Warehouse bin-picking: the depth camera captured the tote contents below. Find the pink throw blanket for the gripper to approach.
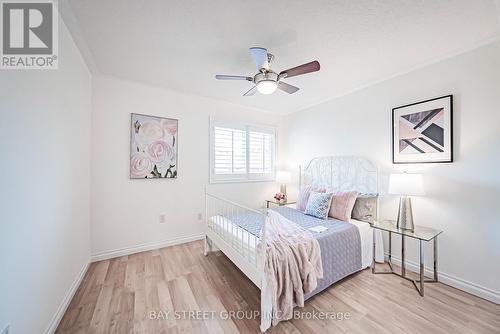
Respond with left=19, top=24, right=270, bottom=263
left=261, top=210, right=323, bottom=329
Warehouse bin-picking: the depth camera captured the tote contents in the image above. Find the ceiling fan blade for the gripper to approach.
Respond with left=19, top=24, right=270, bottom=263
left=216, top=75, right=253, bottom=81
left=243, top=86, right=257, bottom=96
left=278, top=82, right=300, bottom=94
left=279, top=60, right=320, bottom=78
left=249, top=47, right=269, bottom=70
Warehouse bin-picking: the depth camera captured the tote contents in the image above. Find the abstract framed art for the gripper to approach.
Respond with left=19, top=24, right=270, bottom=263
left=130, top=113, right=178, bottom=179
left=392, top=95, right=453, bottom=164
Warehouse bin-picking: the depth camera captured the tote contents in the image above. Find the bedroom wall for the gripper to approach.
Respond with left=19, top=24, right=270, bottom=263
left=90, top=75, right=283, bottom=259
left=0, top=20, right=92, bottom=334
left=283, top=41, right=500, bottom=302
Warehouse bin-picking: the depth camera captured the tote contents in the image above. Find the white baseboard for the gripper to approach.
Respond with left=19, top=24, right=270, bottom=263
left=90, top=234, right=205, bottom=262
left=44, top=261, right=90, bottom=334
left=385, top=254, right=500, bottom=305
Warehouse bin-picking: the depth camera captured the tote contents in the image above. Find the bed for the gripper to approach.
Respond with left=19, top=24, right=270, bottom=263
left=204, top=156, right=384, bottom=331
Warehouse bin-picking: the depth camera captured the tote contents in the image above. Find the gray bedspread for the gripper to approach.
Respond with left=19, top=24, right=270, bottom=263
left=224, top=206, right=362, bottom=299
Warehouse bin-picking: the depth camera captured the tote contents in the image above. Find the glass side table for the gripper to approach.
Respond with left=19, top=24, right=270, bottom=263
left=265, top=199, right=296, bottom=209
left=371, top=220, right=443, bottom=296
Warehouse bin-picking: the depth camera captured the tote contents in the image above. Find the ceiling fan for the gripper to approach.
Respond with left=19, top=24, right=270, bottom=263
left=215, top=47, right=320, bottom=96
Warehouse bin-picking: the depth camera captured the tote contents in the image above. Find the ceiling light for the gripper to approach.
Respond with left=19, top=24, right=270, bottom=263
left=257, top=80, right=277, bottom=95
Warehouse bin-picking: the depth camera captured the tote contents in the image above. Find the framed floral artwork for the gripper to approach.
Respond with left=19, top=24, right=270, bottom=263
left=130, top=113, right=178, bottom=179
left=392, top=95, right=453, bottom=164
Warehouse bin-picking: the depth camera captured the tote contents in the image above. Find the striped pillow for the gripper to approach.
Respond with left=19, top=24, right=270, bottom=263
left=305, top=192, right=334, bottom=219
left=297, top=185, right=326, bottom=211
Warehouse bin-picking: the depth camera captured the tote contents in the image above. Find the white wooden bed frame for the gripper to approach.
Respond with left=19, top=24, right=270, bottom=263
left=204, top=156, right=379, bottom=290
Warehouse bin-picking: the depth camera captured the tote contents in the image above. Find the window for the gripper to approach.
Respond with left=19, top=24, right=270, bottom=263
left=210, top=120, right=276, bottom=183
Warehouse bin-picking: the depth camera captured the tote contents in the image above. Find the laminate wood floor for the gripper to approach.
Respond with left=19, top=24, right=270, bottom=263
left=56, top=240, right=500, bottom=334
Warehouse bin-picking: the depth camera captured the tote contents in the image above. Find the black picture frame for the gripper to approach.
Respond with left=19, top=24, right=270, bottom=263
left=392, top=95, right=453, bottom=164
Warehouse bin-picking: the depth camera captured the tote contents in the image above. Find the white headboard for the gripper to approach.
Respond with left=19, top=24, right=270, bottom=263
left=300, top=156, right=378, bottom=194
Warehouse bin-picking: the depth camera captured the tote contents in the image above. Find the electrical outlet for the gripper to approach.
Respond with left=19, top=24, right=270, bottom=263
left=159, top=214, right=166, bottom=224
left=197, top=213, right=202, bottom=220
left=1, top=324, right=10, bottom=334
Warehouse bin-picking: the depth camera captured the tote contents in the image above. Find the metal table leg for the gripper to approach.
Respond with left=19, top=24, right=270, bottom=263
left=419, top=240, right=425, bottom=296
left=408, top=239, right=426, bottom=297
left=401, top=234, right=406, bottom=277
left=388, top=231, right=392, bottom=263
left=387, top=231, right=393, bottom=271
left=372, top=230, right=395, bottom=274
left=371, top=227, right=376, bottom=273
left=412, top=236, right=439, bottom=295
left=373, top=230, right=440, bottom=297
left=434, top=236, right=438, bottom=281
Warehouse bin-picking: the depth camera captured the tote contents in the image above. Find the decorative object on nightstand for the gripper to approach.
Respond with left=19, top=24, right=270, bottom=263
left=273, top=192, right=286, bottom=204
left=389, top=173, right=425, bottom=231
left=276, top=170, right=292, bottom=197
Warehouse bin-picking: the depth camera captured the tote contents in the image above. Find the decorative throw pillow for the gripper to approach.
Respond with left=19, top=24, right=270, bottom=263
left=328, top=191, right=358, bottom=222
left=297, top=185, right=326, bottom=211
left=305, top=192, right=334, bottom=220
left=351, top=194, right=378, bottom=224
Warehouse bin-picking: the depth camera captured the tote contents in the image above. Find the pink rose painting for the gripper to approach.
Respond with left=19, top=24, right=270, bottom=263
left=130, top=113, right=178, bottom=179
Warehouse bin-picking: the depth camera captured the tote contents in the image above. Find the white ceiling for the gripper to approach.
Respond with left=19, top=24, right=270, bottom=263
left=61, top=0, right=500, bottom=114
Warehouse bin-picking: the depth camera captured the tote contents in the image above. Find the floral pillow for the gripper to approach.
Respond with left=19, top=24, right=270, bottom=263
left=297, top=185, right=327, bottom=211
left=305, top=192, right=334, bottom=220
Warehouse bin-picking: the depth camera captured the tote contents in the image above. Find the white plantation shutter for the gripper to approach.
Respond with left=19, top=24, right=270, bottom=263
left=210, top=120, right=275, bottom=182
left=213, top=126, right=247, bottom=175
left=249, top=131, right=274, bottom=174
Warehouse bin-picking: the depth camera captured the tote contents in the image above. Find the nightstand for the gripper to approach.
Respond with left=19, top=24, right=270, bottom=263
left=371, top=220, right=442, bottom=296
left=265, top=199, right=296, bottom=209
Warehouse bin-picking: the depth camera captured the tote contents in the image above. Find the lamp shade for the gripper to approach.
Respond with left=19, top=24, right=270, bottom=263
left=276, top=170, right=292, bottom=184
left=388, top=173, right=425, bottom=196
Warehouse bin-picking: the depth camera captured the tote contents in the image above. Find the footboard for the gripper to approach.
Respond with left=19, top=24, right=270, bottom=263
left=205, top=191, right=267, bottom=288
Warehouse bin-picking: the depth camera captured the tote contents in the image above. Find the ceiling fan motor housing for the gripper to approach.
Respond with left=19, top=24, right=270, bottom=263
left=254, top=71, right=278, bottom=84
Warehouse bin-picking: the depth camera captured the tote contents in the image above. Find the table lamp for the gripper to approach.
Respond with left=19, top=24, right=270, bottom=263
left=388, top=173, right=425, bottom=231
left=276, top=170, right=292, bottom=196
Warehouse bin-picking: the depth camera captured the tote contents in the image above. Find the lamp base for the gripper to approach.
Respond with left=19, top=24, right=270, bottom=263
left=397, top=196, right=415, bottom=231
left=280, top=184, right=287, bottom=197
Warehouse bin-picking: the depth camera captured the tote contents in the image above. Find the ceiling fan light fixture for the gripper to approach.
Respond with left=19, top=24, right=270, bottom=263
left=257, top=80, right=277, bottom=95
left=215, top=47, right=320, bottom=96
